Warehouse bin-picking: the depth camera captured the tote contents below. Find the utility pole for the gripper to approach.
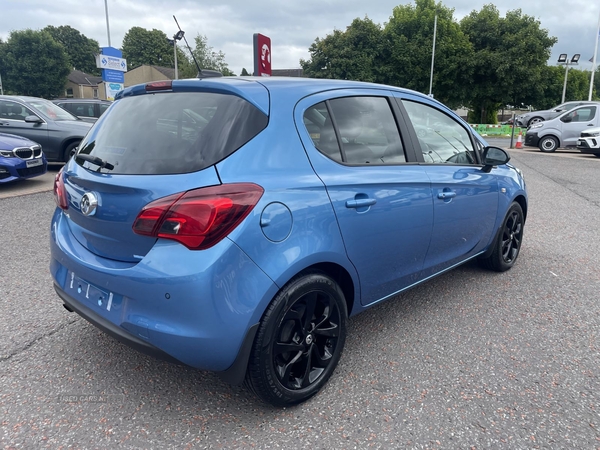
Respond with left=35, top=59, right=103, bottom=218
left=104, top=0, right=112, bottom=47
left=428, top=14, right=437, bottom=98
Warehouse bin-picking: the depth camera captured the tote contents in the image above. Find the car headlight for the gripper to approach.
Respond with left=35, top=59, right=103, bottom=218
left=529, top=123, right=544, bottom=129
left=588, top=132, right=600, bottom=137
left=0, top=150, right=14, bottom=158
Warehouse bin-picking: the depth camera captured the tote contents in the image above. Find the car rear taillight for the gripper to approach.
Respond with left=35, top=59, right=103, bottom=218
left=53, top=167, right=68, bottom=210
left=132, top=183, right=264, bottom=250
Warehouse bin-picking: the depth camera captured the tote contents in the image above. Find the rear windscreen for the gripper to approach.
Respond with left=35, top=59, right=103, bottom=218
left=76, top=91, right=268, bottom=175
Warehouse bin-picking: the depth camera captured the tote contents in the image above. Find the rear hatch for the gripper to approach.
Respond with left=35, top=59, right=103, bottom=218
left=61, top=79, right=269, bottom=263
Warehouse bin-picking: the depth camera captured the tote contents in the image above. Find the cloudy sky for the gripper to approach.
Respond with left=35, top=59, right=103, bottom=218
left=1, top=0, right=599, bottom=76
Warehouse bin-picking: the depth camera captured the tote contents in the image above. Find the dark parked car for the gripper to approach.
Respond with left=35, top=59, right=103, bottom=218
left=52, top=98, right=111, bottom=123
left=50, top=77, right=528, bottom=406
left=0, top=132, right=47, bottom=183
left=515, top=101, right=600, bottom=128
left=0, top=95, right=92, bottom=162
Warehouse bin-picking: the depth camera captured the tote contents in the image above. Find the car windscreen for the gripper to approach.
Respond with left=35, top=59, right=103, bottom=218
left=27, top=98, right=79, bottom=121
left=75, top=91, right=268, bottom=175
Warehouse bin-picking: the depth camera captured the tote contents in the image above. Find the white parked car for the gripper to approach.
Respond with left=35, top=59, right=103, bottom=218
left=524, top=103, right=600, bottom=152
left=576, top=126, right=600, bottom=157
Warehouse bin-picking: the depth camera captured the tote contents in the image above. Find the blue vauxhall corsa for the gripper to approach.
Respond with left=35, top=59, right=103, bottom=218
left=50, top=77, right=527, bottom=406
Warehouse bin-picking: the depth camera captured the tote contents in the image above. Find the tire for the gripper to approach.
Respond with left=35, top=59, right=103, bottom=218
left=528, top=116, right=543, bottom=126
left=245, top=271, right=347, bottom=407
left=538, top=136, right=559, bottom=153
left=479, top=202, right=524, bottom=272
left=63, top=141, right=80, bottom=162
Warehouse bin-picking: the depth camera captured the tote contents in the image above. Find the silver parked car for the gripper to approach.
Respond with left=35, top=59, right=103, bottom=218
left=515, top=101, right=600, bottom=128
left=0, top=95, right=92, bottom=162
left=52, top=98, right=112, bottom=123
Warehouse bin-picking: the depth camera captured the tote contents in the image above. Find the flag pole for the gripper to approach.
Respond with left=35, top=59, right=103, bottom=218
left=588, top=9, right=600, bottom=100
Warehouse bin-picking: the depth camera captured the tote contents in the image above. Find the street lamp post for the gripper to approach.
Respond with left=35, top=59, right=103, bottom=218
left=428, top=14, right=437, bottom=98
left=558, top=53, right=580, bottom=103
left=172, top=30, right=185, bottom=80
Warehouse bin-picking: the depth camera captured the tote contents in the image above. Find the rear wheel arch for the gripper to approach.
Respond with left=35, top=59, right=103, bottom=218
left=304, top=262, right=355, bottom=316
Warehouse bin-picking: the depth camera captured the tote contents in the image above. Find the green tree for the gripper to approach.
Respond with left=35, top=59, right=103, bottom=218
left=174, top=45, right=197, bottom=79
left=593, top=66, right=600, bottom=100
left=300, top=17, right=386, bottom=83
left=460, top=5, right=557, bottom=122
left=562, top=68, right=592, bottom=102
left=0, top=29, right=70, bottom=98
left=383, top=0, right=473, bottom=108
left=43, top=25, right=99, bottom=74
left=121, top=27, right=173, bottom=70
left=189, top=34, right=235, bottom=76
left=241, top=68, right=251, bottom=76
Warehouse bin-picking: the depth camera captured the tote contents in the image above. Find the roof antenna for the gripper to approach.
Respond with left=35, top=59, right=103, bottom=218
left=173, top=15, right=221, bottom=78
left=173, top=15, right=199, bottom=73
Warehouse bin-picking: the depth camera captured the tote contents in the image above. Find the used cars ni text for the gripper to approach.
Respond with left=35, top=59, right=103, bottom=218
left=0, top=95, right=92, bottom=162
left=50, top=77, right=528, bottom=406
left=0, top=132, right=47, bottom=183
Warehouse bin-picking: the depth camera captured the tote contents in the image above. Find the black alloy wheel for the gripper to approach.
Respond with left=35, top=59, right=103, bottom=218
left=245, top=272, right=347, bottom=407
left=500, top=207, right=523, bottom=265
left=479, top=202, right=524, bottom=272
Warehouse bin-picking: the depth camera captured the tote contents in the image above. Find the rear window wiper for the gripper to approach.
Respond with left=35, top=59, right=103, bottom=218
left=76, top=153, right=115, bottom=171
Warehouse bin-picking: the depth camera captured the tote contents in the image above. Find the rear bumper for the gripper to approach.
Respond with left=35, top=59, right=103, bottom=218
left=515, top=118, right=528, bottom=128
left=54, top=282, right=182, bottom=365
left=524, top=132, right=539, bottom=147
left=50, top=208, right=278, bottom=376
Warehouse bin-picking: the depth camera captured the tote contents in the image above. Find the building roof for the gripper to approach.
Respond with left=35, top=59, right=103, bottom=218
left=151, top=66, right=176, bottom=79
left=68, top=70, right=102, bottom=86
left=271, top=69, right=304, bottom=77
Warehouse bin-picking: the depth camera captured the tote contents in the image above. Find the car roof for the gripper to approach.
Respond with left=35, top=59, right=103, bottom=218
left=0, top=94, right=46, bottom=103
left=117, top=76, right=438, bottom=117
left=52, top=98, right=110, bottom=102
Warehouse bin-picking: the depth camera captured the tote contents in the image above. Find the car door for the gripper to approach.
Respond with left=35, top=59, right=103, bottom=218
left=295, top=90, right=434, bottom=306
left=393, top=94, right=499, bottom=277
left=559, top=105, right=598, bottom=146
left=0, top=99, right=50, bottom=150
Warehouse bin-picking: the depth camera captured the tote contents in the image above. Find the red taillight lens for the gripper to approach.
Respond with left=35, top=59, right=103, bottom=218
left=132, top=183, right=264, bottom=250
left=53, top=167, right=68, bottom=210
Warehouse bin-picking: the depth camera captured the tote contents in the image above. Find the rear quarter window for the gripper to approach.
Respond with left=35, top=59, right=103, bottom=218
left=76, top=92, right=268, bottom=175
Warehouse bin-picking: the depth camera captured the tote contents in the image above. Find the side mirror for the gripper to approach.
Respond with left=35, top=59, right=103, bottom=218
left=24, top=115, right=43, bottom=124
left=482, top=146, right=510, bottom=172
left=561, top=115, right=572, bottom=123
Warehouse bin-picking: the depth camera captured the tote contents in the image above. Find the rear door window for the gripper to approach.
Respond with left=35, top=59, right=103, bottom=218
left=304, top=96, right=406, bottom=165
left=76, top=92, right=268, bottom=175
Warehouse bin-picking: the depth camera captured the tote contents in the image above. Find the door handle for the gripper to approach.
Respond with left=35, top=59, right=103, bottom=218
left=587, top=124, right=594, bottom=126
left=437, top=191, right=456, bottom=200
left=346, top=198, right=376, bottom=208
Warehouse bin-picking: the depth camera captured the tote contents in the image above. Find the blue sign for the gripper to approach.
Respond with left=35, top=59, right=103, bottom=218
left=101, top=46, right=122, bottom=58
left=102, top=69, right=124, bottom=83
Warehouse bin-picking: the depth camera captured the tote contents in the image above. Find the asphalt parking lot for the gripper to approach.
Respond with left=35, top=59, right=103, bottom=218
left=1, top=147, right=599, bottom=448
